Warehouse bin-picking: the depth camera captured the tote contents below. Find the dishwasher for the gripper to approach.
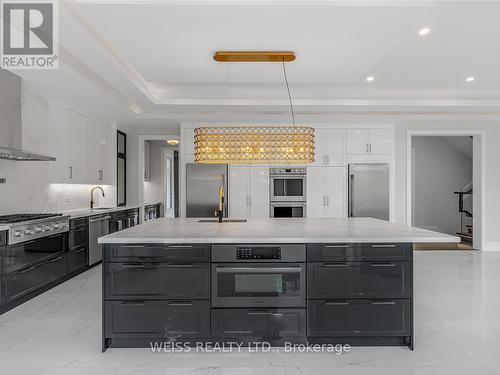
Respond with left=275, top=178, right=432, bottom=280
left=88, top=214, right=110, bottom=265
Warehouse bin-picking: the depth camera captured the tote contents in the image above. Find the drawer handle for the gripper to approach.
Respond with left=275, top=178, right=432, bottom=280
left=324, top=245, right=351, bottom=248
left=371, top=244, right=397, bottom=248
left=120, top=245, right=147, bottom=248
left=121, top=301, right=145, bottom=306
left=120, top=264, right=150, bottom=269
left=168, top=264, right=195, bottom=268
left=73, top=247, right=87, bottom=254
left=371, top=263, right=396, bottom=267
left=247, top=312, right=284, bottom=316
left=49, top=256, right=63, bottom=263
left=168, top=301, right=193, bottom=306
left=168, top=245, right=193, bottom=248
left=324, top=301, right=349, bottom=306
left=223, top=330, right=252, bottom=334
left=371, top=301, right=396, bottom=305
left=324, top=263, right=349, bottom=267
left=17, top=266, right=36, bottom=274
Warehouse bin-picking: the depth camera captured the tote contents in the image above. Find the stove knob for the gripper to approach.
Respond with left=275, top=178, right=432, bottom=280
left=14, top=230, right=24, bottom=237
left=36, top=227, right=44, bottom=233
left=53, top=223, right=61, bottom=229
left=25, top=228, right=34, bottom=235
left=45, top=225, right=52, bottom=231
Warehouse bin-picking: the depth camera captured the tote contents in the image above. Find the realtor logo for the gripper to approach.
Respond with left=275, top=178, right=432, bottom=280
left=1, top=0, right=58, bottom=69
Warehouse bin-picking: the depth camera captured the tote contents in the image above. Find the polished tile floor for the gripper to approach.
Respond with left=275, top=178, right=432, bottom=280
left=1, top=251, right=500, bottom=375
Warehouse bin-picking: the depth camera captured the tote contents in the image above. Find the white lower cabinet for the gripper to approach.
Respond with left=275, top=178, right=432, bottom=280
left=307, top=166, right=347, bottom=218
left=229, top=166, right=269, bottom=219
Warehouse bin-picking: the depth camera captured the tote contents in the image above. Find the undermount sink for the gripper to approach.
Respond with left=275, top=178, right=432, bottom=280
left=198, top=219, right=247, bottom=223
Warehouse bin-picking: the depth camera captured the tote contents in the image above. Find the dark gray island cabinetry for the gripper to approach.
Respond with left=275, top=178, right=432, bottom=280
left=102, top=241, right=414, bottom=351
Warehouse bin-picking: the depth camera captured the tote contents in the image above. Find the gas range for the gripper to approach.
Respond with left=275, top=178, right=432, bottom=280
left=0, top=213, right=70, bottom=245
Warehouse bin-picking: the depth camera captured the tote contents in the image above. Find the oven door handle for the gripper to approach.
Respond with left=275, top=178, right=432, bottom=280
left=215, top=267, right=301, bottom=273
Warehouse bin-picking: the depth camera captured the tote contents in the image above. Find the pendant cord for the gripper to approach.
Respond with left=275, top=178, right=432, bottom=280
left=282, top=58, right=296, bottom=127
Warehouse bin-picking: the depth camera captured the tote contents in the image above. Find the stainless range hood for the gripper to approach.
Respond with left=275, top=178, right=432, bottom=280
left=0, top=69, right=56, bottom=161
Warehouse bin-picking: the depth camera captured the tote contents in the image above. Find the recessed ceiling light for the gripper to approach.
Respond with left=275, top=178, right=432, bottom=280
left=465, top=76, right=475, bottom=83
left=366, top=76, right=375, bottom=82
left=418, top=27, right=431, bottom=36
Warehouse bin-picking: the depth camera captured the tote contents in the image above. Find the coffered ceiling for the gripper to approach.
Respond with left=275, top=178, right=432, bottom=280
left=12, top=0, right=500, bottom=127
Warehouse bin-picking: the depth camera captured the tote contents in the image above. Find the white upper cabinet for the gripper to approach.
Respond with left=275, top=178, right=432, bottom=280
left=347, top=129, right=392, bottom=155
left=307, top=166, right=347, bottom=218
left=98, top=124, right=114, bottom=184
left=49, top=108, right=84, bottom=183
left=228, top=166, right=269, bottom=219
left=144, top=140, right=151, bottom=182
left=313, top=129, right=345, bottom=166
left=83, top=118, right=99, bottom=183
left=49, top=107, right=114, bottom=184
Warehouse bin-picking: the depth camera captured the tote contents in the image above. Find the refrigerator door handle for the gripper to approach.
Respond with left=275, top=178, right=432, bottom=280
left=349, top=174, right=354, bottom=217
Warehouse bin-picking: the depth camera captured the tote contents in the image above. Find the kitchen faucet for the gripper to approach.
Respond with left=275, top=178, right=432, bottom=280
left=90, top=186, right=105, bottom=209
left=215, top=186, right=224, bottom=223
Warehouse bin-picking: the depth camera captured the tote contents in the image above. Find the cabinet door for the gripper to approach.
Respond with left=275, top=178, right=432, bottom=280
left=184, top=128, right=196, bottom=155
left=105, top=300, right=210, bottom=338
left=312, top=128, right=326, bottom=166
left=307, top=299, right=410, bottom=337
left=98, top=124, right=113, bottom=184
left=307, top=262, right=411, bottom=298
left=83, top=117, right=99, bottom=183
left=67, top=111, right=85, bottom=182
left=325, top=129, right=345, bottom=165
left=66, top=247, right=88, bottom=274
left=105, top=262, right=210, bottom=300
left=229, top=166, right=249, bottom=218
left=49, top=108, right=70, bottom=182
left=211, top=309, right=306, bottom=337
left=368, top=129, right=392, bottom=155
left=324, top=167, right=347, bottom=218
left=347, top=129, right=369, bottom=154
left=306, top=167, right=325, bottom=218
left=249, top=167, right=269, bottom=218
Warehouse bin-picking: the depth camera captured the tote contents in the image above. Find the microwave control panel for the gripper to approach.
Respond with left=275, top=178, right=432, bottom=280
left=236, top=246, right=281, bottom=260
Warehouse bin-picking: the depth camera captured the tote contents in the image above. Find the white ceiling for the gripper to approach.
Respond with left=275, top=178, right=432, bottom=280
left=11, top=0, right=500, bottom=127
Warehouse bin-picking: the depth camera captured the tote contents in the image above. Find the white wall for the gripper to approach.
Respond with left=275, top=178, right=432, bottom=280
left=143, top=141, right=164, bottom=204
left=412, top=136, right=472, bottom=235
left=0, top=81, right=115, bottom=214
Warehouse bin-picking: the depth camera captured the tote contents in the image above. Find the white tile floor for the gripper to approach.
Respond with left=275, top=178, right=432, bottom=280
left=1, top=251, right=500, bottom=375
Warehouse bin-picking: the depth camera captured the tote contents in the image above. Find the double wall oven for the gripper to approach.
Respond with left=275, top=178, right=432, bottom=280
left=269, top=168, right=307, bottom=218
left=212, top=244, right=306, bottom=308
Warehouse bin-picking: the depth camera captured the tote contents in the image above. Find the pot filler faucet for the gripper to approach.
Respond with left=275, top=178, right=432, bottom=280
left=215, top=186, right=225, bottom=223
left=90, top=186, right=105, bottom=209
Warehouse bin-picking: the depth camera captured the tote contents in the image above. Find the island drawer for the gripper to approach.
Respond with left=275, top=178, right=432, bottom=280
left=211, top=308, right=306, bottom=338
left=106, top=244, right=210, bottom=262
left=104, top=300, right=210, bottom=338
left=307, top=262, right=411, bottom=299
left=307, top=299, right=411, bottom=337
left=105, top=262, right=210, bottom=299
left=307, top=243, right=412, bottom=262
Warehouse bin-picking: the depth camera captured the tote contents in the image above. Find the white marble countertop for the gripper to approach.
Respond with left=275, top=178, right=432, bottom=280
left=60, top=205, right=141, bottom=219
left=98, top=217, right=460, bottom=244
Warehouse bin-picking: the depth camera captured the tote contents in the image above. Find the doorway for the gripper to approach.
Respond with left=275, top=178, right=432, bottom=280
left=407, top=130, right=484, bottom=251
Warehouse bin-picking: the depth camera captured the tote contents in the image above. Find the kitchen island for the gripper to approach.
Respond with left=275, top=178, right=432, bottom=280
left=99, top=218, right=459, bottom=352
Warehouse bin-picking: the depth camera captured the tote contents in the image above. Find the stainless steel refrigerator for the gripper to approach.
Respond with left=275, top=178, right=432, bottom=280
left=186, top=163, right=228, bottom=218
left=348, top=164, right=390, bottom=220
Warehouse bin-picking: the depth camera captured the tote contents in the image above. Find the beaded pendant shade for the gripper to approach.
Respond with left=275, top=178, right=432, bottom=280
left=194, top=126, right=315, bottom=164
left=194, top=51, right=315, bottom=165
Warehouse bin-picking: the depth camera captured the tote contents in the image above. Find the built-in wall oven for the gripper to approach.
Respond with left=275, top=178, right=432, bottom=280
left=212, top=244, right=306, bottom=308
left=270, top=168, right=306, bottom=202
left=269, top=168, right=307, bottom=217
